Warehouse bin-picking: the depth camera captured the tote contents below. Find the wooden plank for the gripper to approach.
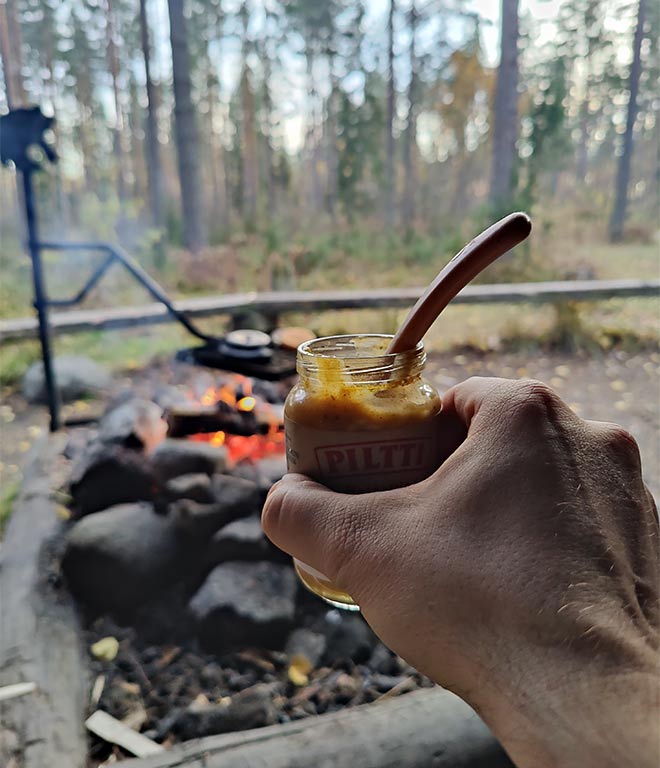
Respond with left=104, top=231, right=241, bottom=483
left=121, top=687, right=513, bottom=768
left=85, top=710, right=164, bottom=758
left=1, top=278, right=658, bottom=343
left=0, top=435, right=89, bottom=768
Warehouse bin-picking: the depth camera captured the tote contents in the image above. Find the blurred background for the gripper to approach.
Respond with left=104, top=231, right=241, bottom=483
left=0, top=0, right=658, bottom=376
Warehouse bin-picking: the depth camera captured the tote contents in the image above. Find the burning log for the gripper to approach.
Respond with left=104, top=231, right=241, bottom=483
left=166, top=402, right=262, bottom=439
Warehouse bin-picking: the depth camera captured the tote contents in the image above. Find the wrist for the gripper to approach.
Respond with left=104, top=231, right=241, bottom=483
left=468, top=645, right=659, bottom=768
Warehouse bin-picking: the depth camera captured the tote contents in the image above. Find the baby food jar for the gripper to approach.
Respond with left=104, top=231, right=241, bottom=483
left=284, top=334, right=442, bottom=610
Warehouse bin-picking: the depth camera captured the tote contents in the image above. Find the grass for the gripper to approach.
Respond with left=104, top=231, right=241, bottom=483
left=0, top=476, right=20, bottom=537
left=0, top=237, right=658, bottom=387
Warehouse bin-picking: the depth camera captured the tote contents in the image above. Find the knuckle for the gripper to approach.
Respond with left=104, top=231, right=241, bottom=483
left=509, top=379, right=561, bottom=421
left=600, top=423, right=642, bottom=465
left=260, top=482, right=290, bottom=542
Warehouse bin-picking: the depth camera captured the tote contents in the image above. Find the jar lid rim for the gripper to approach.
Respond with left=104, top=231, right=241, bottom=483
left=297, top=334, right=424, bottom=360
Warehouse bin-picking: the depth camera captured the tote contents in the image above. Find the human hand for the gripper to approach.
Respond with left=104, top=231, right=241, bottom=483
left=262, top=377, right=659, bottom=768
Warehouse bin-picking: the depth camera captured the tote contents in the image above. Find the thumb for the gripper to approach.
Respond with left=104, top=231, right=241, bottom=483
left=261, top=473, right=411, bottom=589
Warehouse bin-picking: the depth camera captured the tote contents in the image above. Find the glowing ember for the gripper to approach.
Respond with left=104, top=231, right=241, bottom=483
left=188, top=374, right=285, bottom=464
left=237, top=396, right=257, bottom=412
left=209, top=431, right=226, bottom=447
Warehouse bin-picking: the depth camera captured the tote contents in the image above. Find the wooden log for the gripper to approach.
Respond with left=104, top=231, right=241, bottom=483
left=121, top=687, right=514, bottom=768
left=0, top=435, right=89, bottom=768
left=1, top=278, right=657, bottom=342
left=166, top=404, right=261, bottom=438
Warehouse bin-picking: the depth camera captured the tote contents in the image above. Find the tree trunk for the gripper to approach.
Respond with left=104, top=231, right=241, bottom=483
left=106, top=0, right=127, bottom=201
left=262, top=54, right=277, bottom=215
left=609, top=0, right=646, bottom=241
left=489, top=0, right=520, bottom=207
left=128, top=73, right=147, bottom=200
left=384, top=0, right=396, bottom=227
left=401, top=1, right=418, bottom=236
left=206, top=65, right=228, bottom=233
left=0, top=0, right=26, bottom=106
left=168, top=0, right=207, bottom=254
left=241, top=63, right=259, bottom=230
left=325, top=51, right=339, bottom=221
left=139, top=0, right=166, bottom=231
left=76, top=59, right=98, bottom=193
left=305, top=49, right=323, bottom=214
left=575, top=95, right=589, bottom=183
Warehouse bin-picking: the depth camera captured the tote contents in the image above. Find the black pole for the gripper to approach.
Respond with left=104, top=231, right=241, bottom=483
left=22, top=168, right=60, bottom=431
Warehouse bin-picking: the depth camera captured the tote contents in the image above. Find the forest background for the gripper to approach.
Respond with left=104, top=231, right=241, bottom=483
left=0, top=0, right=658, bottom=381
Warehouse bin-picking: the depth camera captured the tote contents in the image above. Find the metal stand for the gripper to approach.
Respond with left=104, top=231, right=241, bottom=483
left=1, top=107, right=290, bottom=431
left=22, top=166, right=61, bottom=430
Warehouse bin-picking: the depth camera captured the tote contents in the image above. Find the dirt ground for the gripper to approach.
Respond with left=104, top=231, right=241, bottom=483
left=1, top=347, right=658, bottom=503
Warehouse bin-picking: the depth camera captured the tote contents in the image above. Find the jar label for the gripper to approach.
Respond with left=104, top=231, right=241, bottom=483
left=284, top=415, right=442, bottom=493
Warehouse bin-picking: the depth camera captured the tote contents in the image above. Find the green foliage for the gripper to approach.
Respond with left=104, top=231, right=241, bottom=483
left=0, top=478, right=20, bottom=538
left=337, top=75, right=385, bottom=218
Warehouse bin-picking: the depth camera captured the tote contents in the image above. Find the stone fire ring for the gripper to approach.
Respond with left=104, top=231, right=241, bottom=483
left=0, top=436, right=513, bottom=768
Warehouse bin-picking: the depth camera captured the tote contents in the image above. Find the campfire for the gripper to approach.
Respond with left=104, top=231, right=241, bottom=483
left=182, top=375, right=286, bottom=466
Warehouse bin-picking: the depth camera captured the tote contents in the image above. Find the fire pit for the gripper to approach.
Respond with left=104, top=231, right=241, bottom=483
left=0, top=358, right=511, bottom=767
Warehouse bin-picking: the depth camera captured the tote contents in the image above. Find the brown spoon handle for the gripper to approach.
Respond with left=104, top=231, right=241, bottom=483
left=387, top=211, right=532, bottom=354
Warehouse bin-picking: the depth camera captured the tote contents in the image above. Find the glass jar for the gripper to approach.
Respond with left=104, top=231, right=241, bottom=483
left=284, top=334, right=442, bottom=610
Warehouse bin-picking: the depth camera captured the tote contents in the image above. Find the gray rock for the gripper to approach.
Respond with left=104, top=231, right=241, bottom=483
left=368, top=643, right=398, bottom=675
left=211, top=473, right=262, bottom=513
left=285, top=628, right=326, bottom=668
left=255, top=455, right=287, bottom=485
left=171, top=475, right=261, bottom=537
left=319, top=611, right=378, bottom=665
left=98, top=399, right=167, bottom=452
left=69, top=441, right=157, bottom=516
left=62, top=502, right=194, bottom=612
left=22, top=355, right=111, bottom=404
left=165, top=473, right=214, bottom=504
left=152, top=439, right=228, bottom=482
left=176, top=684, right=278, bottom=740
left=190, top=561, right=297, bottom=653
left=207, top=514, right=287, bottom=565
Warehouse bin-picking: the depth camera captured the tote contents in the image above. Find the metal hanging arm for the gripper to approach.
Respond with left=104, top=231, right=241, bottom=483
left=36, top=241, right=214, bottom=342
left=0, top=106, right=219, bottom=431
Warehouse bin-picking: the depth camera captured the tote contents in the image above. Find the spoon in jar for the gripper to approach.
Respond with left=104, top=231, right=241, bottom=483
left=386, top=211, right=532, bottom=355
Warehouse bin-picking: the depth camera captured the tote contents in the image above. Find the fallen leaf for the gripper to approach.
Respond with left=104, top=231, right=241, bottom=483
left=121, top=702, right=148, bottom=732
left=554, top=365, right=571, bottom=378
left=610, top=379, right=626, bottom=392
left=288, top=654, right=313, bottom=687
left=90, top=636, right=119, bottom=662
left=119, top=681, right=141, bottom=695
left=91, top=675, right=105, bottom=707
left=55, top=504, right=71, bottom=521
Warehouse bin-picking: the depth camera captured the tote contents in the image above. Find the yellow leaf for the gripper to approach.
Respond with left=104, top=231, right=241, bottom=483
left=554, top=365, right=571, bottom=378
left=90, top=636, right=119, bottom=662
left=55, top=504, right=71, bottom=521
left=610, top=380, right=626, bottom=392
left=288, top=654, right=312, bottom=687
